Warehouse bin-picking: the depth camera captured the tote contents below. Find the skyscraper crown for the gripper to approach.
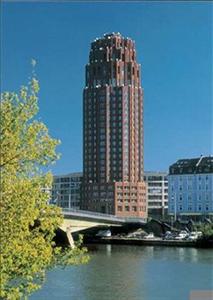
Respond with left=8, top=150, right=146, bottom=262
left=86, top=33, right=140, bottom=88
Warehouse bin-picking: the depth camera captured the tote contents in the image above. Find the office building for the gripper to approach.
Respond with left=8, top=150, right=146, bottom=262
left=168, top=156, right=213, bottom=220
left=81, top=33, right=146, bottom=218
left=51, top=173, right=82, bottom=209
left=144, top=171, right=168, bottom=219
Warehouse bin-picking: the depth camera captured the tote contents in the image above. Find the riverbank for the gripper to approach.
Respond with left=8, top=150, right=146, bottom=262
left=84, top=236, right=213, bottom=248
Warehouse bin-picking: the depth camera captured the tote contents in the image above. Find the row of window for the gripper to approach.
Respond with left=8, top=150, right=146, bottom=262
left=85, top=128, right=123, bottom=136
left=96, top=98, right=123, bottom=106
left=89, top=58, right=138, bottom=73
left=85, top=153, right=122, bottom=160
left=171, top=167, right=211, bottom=174
left=117, top=185, right=145, bottom=190
left=54, top=195, right=80, bottom=201
left=54, top=177, right=82, bottom=183
left=148, top=188, right=168, bottom=193
left=117, top=206, right=145, bottom=212
left=148, top=201, right=168, bottom=206
left=117, top=197, right=146, bottom=203
left=147, top=182, right=168, bottom=187
left=117, top=198, right=138, bottom=202
left=85, top=88, right=123, bottom=98
left=117, top=192, right=141, bottom=196
left=84, top=185, right=114, bottom=191
left=170, top=194, right=211, bottom=201
left=86, top=156, right=122, bottom=162
left=88, top=65, right=139, bottom=79
left=53, top=189, right=80, bottom=195
left=145, top=176, right=167, bottom=181
left=92, top=192, right=114, bottom=198
left=88, top=78, right=139, bottom=88
left=85, top=146, right=123, bottom=153
left=148, top=195, right=168, bottom=200
left=170, top=175, right=210, bottom=181
left=85, top=122, right=123, bottom=128
left=171, top=185, right=210, bottom=191
left=170, top=205, right=210, bottom=212
left=98, top=108, right=123, bottom=115
left=148, top=203, right=163, bottom=207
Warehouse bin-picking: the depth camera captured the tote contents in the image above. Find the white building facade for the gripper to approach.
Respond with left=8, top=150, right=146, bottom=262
left=51, top=173, right=83, bottom=209
left=144, top=172, right=168, bottom=219
left=168, top=156, right=213, bottom=221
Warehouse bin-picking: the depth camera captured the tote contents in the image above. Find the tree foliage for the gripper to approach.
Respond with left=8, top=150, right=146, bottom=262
left=199, top=224, right=213, bottom=239
left=0, top=73, right=89, bottom=299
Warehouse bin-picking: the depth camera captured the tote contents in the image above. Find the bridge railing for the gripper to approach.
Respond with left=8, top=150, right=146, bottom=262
left=63, top=208, right=118, bottom=218
left=62, top=208, right=147, bottom=223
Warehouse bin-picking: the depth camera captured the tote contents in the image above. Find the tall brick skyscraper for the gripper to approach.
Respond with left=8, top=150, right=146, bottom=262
left=81, top=33, right=147, bottom=218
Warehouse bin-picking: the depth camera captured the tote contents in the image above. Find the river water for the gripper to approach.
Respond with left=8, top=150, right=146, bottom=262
left=31, top=245, right=213, bottom=300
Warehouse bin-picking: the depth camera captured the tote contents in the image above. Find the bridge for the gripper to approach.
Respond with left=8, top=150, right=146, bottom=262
left=61, top=208, right=147, bottom=232
left=60, top=209, right=147, bottom=248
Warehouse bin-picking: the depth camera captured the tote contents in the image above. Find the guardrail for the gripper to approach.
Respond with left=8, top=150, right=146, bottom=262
left=62, top=208, right=147, bottom=223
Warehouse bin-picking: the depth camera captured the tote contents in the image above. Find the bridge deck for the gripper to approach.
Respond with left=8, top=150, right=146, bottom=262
left=60, top=209, right=146, bottom=234
left=62, top=208, right=147, bottom=224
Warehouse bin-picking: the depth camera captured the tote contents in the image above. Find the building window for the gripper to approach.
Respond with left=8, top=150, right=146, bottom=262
left=132, top=206, right=137, bottom=212
left=118, top=206, right=122, bottom=212
left=125, top=206, right=130, bottom=211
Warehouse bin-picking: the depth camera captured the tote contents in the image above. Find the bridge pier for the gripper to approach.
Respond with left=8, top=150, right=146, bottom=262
left=59, top=210, right=147, bottom=246
left=66, top=226, right=75, bottom=249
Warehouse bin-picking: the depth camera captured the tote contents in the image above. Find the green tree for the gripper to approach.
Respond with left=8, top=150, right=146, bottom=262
left=0, top=70, right=88, bottom=299
left=199, top=224, right=213, bottom=239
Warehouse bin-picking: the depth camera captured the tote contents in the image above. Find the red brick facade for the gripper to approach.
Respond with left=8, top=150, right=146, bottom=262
left=81, top=33, right=147, bottom=219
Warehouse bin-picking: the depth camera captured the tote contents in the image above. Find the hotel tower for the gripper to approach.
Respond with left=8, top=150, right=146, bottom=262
left=81, top=33, right=147, bottom=219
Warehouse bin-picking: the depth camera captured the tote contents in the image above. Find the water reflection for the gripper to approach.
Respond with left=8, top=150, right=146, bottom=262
left=106, top=244, right=111, bottom=257
left=79, top=245, right=147, bottom=300
left=190, top=248, right=198, bottom=263
left=148, top=246, right=213, bottom=264
left=31, top=245, right=213, bottom=300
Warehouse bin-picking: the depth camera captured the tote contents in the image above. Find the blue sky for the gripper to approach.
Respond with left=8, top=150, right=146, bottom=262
left=2, top=1, right=212, bottom=175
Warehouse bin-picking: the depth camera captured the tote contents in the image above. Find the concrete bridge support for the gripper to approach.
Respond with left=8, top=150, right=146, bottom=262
left=66, top=226, right=75, bottom=249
